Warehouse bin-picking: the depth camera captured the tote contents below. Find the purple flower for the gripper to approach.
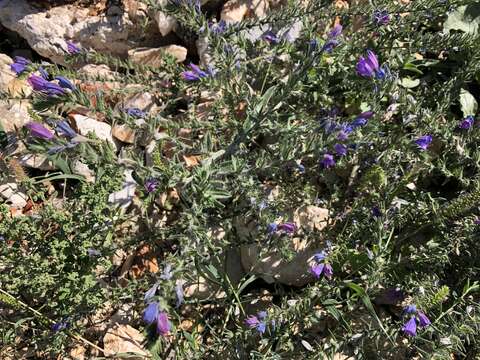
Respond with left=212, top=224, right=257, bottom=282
left=125, top=107, right=146, bottom=118
left=372, top=206, right=382, bottom=218
left=415, top=135, right=432, bottom=150
left=256, top=322, right=266, bottom=333
left=310, top=263, right=325, bottom=278
left=328, top=24, right=343, bottom=38
left=323, top=263, right=333, bottom=279
left=277, top=222, right=296, bottom=234
left=337, top=130, right=349, bottom=141
left=257, top=311, right=267, bottom=320
left=55, top=76, right=76, bottom=90
left=67, top=41, right=80, bottom=55
left=28, top=75, right=65, bottom=96
left=267, top=223, right=278, bottom=234
left=210, top=20, right=227, bottom=34
left=55, top=120, right=77, bottom=138
left=356, top=50, right=380, bottom=77
left=322, top=39, right=339, bottom=53
left=25, top=121, right=54, bottom=140
left=175, top=281, right=184, bottom=307
left=474, top=218, right=480, bottom=225
left=417, top=311, right=431, bottom=327
left=314, top=251, right=326, bottom=262
left=321, top=153, right=335, bottom=169
left=459, top=116, right=474, bottom=129
left=181, top=63, right=210, bottom=81
left=373, top=10, right=390, bottom=25
left=87, top=248, right=101, bottom=257
left=156, top=311, right=171, bottom=336
left=404, top=304, right=417, bottom=314
left=143, top=302, right=159, bottom=324
left=245, top=315, right=260, bottom=328
left=145, top=178, right=159, bottom=193
left=52, top=321, right=68, bottom=332
left=10, top=57, right=30, bottom=75
left=39, top=67, right=49, bottom=80
left=334, top=143, right=347, bottom=156
left=402, top=317, right=417, bottom=336
left=309, top=39, right=319, bottom=51
left=144, top=283, right=159, bottom=303
left=375, top=64, right=391, bottom=80
left=262, top=31, right=280, bottom=44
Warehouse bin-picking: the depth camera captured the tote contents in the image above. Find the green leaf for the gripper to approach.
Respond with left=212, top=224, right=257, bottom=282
left=400, top=77, right=420, bottom=88
left=403, top=62, right=423, bottom=75
left=459, top=88, right=478, bottom=116
left=444, top=4, right=480, bottom=35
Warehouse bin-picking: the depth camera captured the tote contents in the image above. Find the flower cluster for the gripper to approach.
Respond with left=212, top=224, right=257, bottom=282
left=459, top=115, right=474, bottom=129
left=10, top=56, right=30, bottom=75
left=323, top=24, right=342, bottom=53
left=143, top=302, right=172, bottom=336
left=309, top=250, right=333, bottom=280
left=267, top=222, right=297, bottom=235
left=356, top=50, right=389, bottom=79
left=320, top=110, right=374, bottom=169
left=401, top=305, right=431, bottom=336
left=181, top=63, right=215, bottom=81
left=245, top=311, right=275, bottom=334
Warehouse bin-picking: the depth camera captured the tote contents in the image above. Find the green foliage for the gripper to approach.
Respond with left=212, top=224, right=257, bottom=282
left=2, top=0, right=480, bottom=358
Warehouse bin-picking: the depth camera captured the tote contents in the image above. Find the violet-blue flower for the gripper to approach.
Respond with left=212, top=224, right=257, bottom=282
left=11, top=57, right=30, bottom=75
left=52, top=321, right=68, bottom=332
left=404, top=304, right=417, bottom=314
left=334, top=143, right=347, bottom=156
left=459, top=115, right=474, bottom=129
left=267, top=223, right=278, bottom=234
left=402, top=317, right=417, bottom=336
left=55, top=76, right=76, bottom=90
left=415, top=135, right=432, bottom=150
left=356, top=50, right=380, bottom=77
left=328, top=24, right=343, bottom=38
left=181, top=63, right=209, bottom=81
left=67, top=41, right=80, bottom=54
left=143, top=302, right=159, bottom=324
left=310, top=263, right=325, bottom=278
left=277, top=222, right=296, bottom=234
left=25, top=121, right=54, bottom=140
left=28, top=75, right=65, bottom=96
left=323, top=39, right=339, bottom=53
left=373, top=9, right=390, bottom=25
left=144, top=283, right=159, bottom=303
left=145, top=178, right=159, bottom=193
left=321, top=153, right=335, bottom=169
left=87, top=248, right=101, bottom=257
left=262, top=31, right=280, bottom=44
left=125, top=107, right=146, bottom=118
left=245, top=315, right=259, bottom=328
left=323, top=263, right=333, bottom=279
left=39, top=67, right=49, bottom=80
left=55, top=120, right=77, bottom=138
left=417, top=311, right=431, bottom=327
left=156, top=311, right=171, bottom=336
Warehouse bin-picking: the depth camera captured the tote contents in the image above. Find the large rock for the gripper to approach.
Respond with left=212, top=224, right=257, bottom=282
left=70, top=114, right=119, bottom=149
left=0, top=0, right=161, bottom=64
